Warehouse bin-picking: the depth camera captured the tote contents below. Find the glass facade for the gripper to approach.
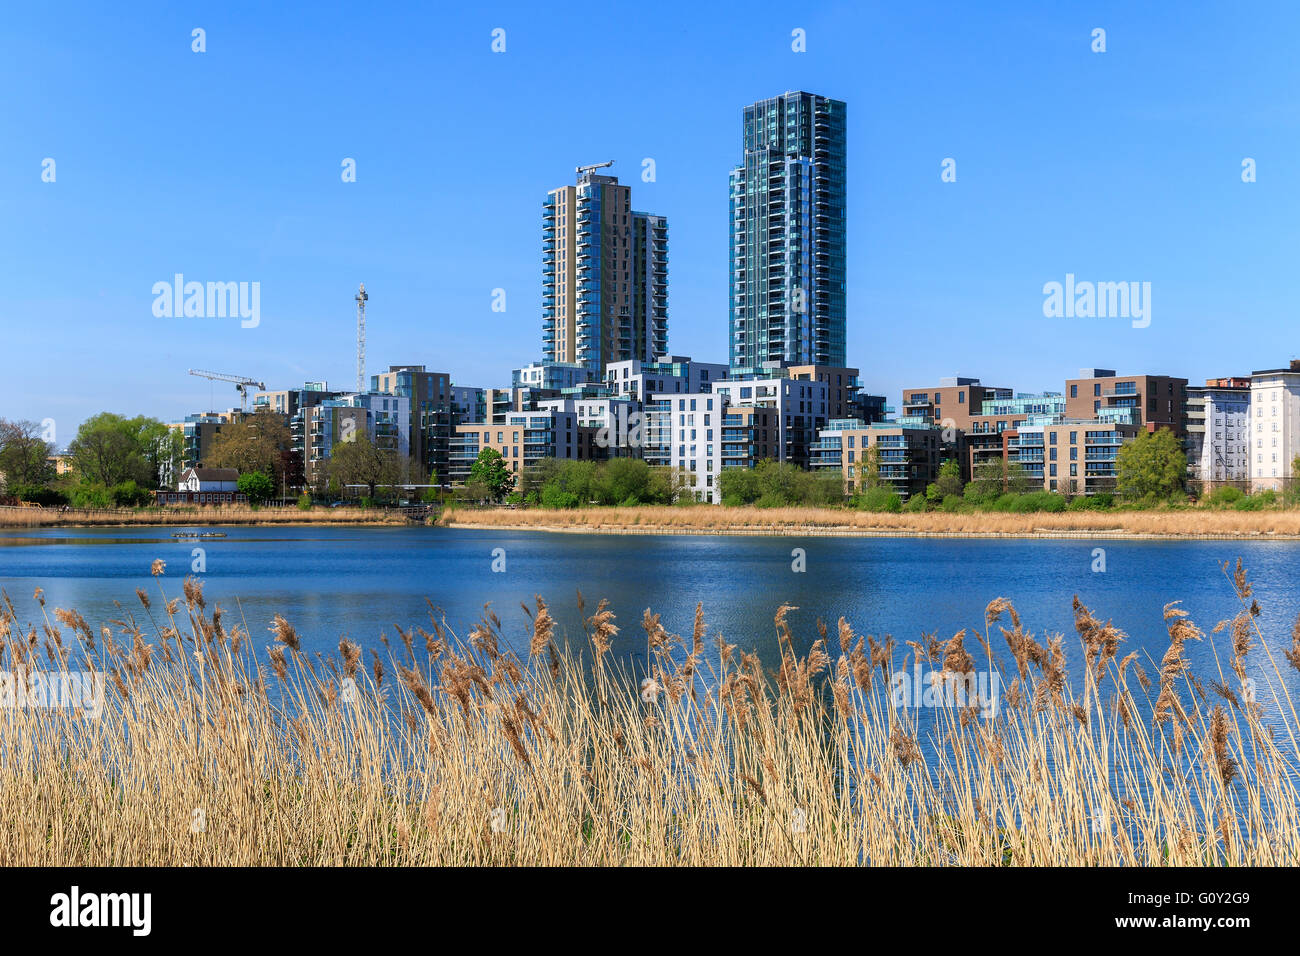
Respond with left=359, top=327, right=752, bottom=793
left=729, top=92, right=846, bottom=376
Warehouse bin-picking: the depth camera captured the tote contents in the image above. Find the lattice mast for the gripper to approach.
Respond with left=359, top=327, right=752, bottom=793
left=355, top=283, right=368, bottom=393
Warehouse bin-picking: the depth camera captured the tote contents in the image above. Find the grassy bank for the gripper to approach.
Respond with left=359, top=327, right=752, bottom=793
left=437, top=504, right=1300, bottom=538
left=0, top=504, right=410, bottom=528
left=1, top=561, right=1298, bottom=865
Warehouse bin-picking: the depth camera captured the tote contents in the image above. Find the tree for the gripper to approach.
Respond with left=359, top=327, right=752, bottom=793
left=67, top=413, right=152, bottom=488
left=237, top=471, right=275, bottom=505
left=925, top=459, right=964, bottom=503
left=127, top=416, right=183, bottom=488
left=468, top=448, right=515, bottom=502
left=0, top=419, right=54, bottom=490
left=328, top=432, right=404, bottom=499
left=860, top=442, right=883, bottom=490
left=1115, top=428, right=1186, bottom=500
left=207, top=411, right=293, bottom=486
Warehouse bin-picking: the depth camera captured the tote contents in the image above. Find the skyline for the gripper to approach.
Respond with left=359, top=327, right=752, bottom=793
left=3, top=1, right=1299, bottom=438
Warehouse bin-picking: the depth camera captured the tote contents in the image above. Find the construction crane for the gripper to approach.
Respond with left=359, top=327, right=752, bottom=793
left=188, top=369, right=266, bottom=412
left=575, top=160, right=615, bottom=177
left=355, top=282, right=368, bottom=393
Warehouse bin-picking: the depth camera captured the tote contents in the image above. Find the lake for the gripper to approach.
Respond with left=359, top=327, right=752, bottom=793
left=2, top=526, right=1297, bottom=699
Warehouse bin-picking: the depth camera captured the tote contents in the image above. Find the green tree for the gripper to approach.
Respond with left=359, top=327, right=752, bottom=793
left=0, top=419, right=54, bottom=490
left=237, top=471, right=275, bottom=505
left=925, top=459, right=964, bottom=503
left=595, top=458, right=655, bottom=505
left=860, top=442, right=883, bottom=489
left=1115, top=428, right=1186, bottom=501
left=718, top=467, right=761, bottom=505
left=468, top=447, right=515, bottom=502
left=109, top=480, right=152, bottom=507
left=68, top=413, right=153, bottom=488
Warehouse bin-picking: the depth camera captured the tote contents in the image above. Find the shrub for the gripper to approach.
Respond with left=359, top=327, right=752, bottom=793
left=8, top=484, right=68, bottom=507
left=1067, top=493, right=1114, bottom=511
left=1208, top=486, right=1245, bottom=507
left=905, top=493, right=927, bottom=512
left=856, top=486, right=902, bottom=513
left=540, top=484, right=580, bottom=509
left=1235, top=490, right=1277, bottom=511
left=940, top=494, right=965, bottom=513
left=296, top=493, right=313, bottom=511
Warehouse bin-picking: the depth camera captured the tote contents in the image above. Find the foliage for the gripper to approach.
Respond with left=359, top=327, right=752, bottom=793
left=237, top=471, right=276, bottom=505
left=468, top=448, right=515, bottom=502
left=8, top=483, right=67, bottom=506
left=1115, top=428, right=1186, bottom=500
left=296, top=492, right=313, bottom=511
left=1207, top=486, right=1245, bottom=507
left=206, top=411, right=293, bottom=487
left=0, top=419, right=54, bottom=490
left=925, top=459, right=963, bottom=503
left=327, top=433, right=405, bottom=499
left=854, top=485, right=902, bottom=512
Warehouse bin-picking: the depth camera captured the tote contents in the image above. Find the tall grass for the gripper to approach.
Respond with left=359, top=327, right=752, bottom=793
left=439, top=504, right=1300, bottom=537
left=1, top=559, right=1298, bottom=865
left=0, top=504, right=407, bottom=528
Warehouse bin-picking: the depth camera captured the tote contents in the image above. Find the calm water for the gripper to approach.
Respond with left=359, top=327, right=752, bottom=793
left=2, top=525, right=1298, bottom=695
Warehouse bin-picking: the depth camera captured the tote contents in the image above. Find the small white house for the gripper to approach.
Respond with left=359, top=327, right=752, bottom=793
left=155, top=467, right=247, bottom=505
left=179, top=467, right=240, bottom=492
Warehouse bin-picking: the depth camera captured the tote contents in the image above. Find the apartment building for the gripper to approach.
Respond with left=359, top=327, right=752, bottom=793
left=542, top=166, right=668, bottom=372
left=170, top=413, right=229, bottom=470
left=537, top=395, right=640, bottom=459
left=665, top=392, right=724, bottom=503
left=448, top=408, right=584, bottom=486
left=1064, top=369, right=1188, bottom=435
left=1185, top=378, right=1251, bottom=490
left=513, top=361, right=595, bottom=391
left=900, top=377, right=1013, bottom=433
left=305, top=393, right=410, bottom=481
left=451, top=386, right=487, bottom=424
left=370, top=365, right=453, bottom=482
left=811, top=420, right=953, bottom=498
left=788, top=365, right=862, bottom=419
left=965, top=392, right=1068, bottom=477
left=720, top=405, right=779, bottom=470
left=711, top=373, right=830, bottom=466
left=1249, top=361, right=1300, bottom=491
left=729, top=91, right=847, bottom=376
left=604, top=355, right=727, bottom=403
left=253, top=382, right=343, bottom=469
left=1012, top=420, right=1138, bottom=495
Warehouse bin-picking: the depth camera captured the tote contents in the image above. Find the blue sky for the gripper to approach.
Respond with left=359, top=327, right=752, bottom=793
left=2, top=1, right=1297, bottom=440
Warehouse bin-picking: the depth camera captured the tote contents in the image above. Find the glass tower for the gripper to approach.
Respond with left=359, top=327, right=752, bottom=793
left=729, top=92, right=846, bottom=376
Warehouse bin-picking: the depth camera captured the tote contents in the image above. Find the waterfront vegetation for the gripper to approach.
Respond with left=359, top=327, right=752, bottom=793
left=2, top=559, right=1298, bottom=865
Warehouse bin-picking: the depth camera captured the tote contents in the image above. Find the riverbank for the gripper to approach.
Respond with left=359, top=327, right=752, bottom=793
left=0, top=504, right=410, bottom=528
left=437, top=504, right=1300, bottom=539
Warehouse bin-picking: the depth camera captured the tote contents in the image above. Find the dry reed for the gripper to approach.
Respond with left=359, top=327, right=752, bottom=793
left=0, top=559, right=1297, bottom=866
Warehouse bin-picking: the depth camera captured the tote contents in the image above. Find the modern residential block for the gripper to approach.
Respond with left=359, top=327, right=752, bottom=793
left=1185, top=378, right=1251, bottom=490
left=542, top=166, right=668, bottom=373
left=729, top=91, right=847, bottom=376
left=1064, top=369, right=1188, bottom=435
left=1249, top=361, right=1300, bottom=491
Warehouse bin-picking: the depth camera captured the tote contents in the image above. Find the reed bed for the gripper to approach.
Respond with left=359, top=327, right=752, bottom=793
left=1, top=560, right=1298, bottom=866
left=440, top=504, right=1300, bottom=537
left=0, top=504, right=406, bottom=528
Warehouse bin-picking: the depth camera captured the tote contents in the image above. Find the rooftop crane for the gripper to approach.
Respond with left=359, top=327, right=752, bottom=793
left=575, top=160, right=615, bottom=177
left=188, top=369, right=266, bottom=412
